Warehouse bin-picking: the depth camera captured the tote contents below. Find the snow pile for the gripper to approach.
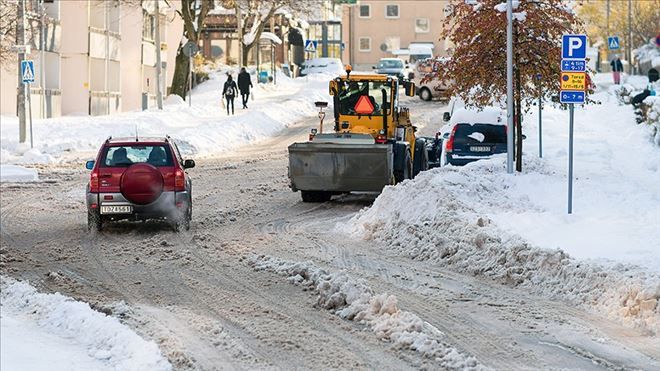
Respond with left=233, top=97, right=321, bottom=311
left=0, top=277, right=172, bottom=371
left=642, top=95, right=660, bottom=145
left=634, top=38, right=660, bottom=70
left=0, top=164, right=38, bottom=182
left=1, top=71, right=328, bottom=164
left=348, top=89, right=660, bottom=334
left=249, top=255, right=487, bottom=370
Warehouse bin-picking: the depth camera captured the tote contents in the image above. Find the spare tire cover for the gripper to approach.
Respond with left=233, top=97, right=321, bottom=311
left=120, top=163, right=164, bottom=205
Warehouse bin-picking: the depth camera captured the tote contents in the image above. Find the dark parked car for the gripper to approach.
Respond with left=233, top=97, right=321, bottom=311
left=85, top=136, right=195, bottom=231
left=442, top=108, right=508, bottom=166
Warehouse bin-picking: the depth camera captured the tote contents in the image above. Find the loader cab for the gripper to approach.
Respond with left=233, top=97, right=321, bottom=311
left=329, top=73, right=414, bottom=139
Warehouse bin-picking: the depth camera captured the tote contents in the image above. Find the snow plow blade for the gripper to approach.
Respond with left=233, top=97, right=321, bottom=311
left=288, top=143, right=394, bottom=193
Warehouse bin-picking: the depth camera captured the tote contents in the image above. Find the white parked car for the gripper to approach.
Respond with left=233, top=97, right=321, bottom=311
left=409, top=57, right=450, bottom=102
left=299, top=58, right=344, bottom=77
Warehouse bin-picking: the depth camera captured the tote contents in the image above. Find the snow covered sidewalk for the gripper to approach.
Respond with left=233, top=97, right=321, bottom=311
left=0, top=277, right=171, bottom=371
left=348, top=88, right=660, bottom=333
left=1, top=70, right=328, bottom=165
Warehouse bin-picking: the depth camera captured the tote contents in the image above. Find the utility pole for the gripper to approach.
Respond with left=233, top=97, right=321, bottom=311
left=155, top=0, right=163, bottom=109
left=627, top=0, right=632, bottom=74
left=606, top=0, right=610, bottom=65
left=40, top=0, right=46, bottom=119
left=506, top=0, right=513, bottom=174
left=237, top=4, right=243, bottom=66
left=16, top=0, right=27, bottom=144
left=105, top=0, right=110, bottom=115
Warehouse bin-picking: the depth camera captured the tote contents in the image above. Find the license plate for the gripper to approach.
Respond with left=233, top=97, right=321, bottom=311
left=470, top=146, right=491, bottom=152
left=100, top=205, right=133, bottom=214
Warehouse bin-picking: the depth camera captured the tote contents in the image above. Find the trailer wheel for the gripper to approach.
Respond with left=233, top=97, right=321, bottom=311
left=394, top=151, right=412, bottom=184
left=301, top=191, right=332, bottom=203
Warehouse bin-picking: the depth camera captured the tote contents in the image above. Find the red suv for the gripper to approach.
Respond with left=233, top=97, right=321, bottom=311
left=85, top=136, right=195, bottom=231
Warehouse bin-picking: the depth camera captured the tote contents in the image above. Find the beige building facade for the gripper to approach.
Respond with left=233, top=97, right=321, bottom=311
left=1, top=0, right=183, bottom=118
left=341, top=1, right=450, bottom=69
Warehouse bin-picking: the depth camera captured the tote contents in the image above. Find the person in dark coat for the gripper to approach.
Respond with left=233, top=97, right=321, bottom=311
left=237, top=67, right=253, bottom=109
left=610, top=55, right=624, bottom=85
left=222, top=73, right=238, bottom=115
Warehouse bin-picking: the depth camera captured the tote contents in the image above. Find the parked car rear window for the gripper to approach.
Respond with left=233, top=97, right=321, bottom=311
left=453, top=124, right=506, bottom=145
left=378, top=60, right=403, bottom=69
left=102, top=145, right=174, bottom=167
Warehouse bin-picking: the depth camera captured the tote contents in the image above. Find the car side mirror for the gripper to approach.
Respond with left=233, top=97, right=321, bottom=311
left=183, top=159, right=195, bottom=169
left=85, top=160, right=95, bottom=170
left=413, top=126, right=418, bottom=132
left=372, top=66, right=376, bottom=69
left=442, top=132, right=450, bottom=139
left=443, top=112, right=451, bottom=122
left=521, top=134, right=527, bottom=140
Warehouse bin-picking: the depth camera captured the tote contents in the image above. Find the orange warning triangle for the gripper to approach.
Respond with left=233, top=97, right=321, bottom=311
left=354, top=95, right=374, bottom=115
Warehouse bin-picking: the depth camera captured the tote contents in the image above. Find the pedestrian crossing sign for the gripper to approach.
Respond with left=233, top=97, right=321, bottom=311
left=21, top=60, right=35, bottom=83
left=607, top=36, right=620, bottom=50
left=304, top=40, right=317, bottom=53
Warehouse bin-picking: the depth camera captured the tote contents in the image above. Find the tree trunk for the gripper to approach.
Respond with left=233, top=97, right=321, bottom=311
left=515, top=65, right=523, bottom=172
left=514, top=23, right=523, bottom=172
left=242, top=43, right=251, bottom=67
left=171, top=46, right=190, bottom=99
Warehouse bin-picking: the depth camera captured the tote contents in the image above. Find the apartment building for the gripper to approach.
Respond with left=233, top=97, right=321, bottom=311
left=341, top=1, right=450, bottom=69
left=0, top=0, right=183, bottom=118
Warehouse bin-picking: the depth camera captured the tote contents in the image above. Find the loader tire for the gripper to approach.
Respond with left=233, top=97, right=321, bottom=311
left=394, top=151, right=412, bottom=184
left=413, top=139, right=429, bottom=177
left=301, top=191, right=332, bottom=203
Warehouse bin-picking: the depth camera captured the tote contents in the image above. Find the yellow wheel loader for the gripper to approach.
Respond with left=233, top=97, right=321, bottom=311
left=288, top=66, right=429, bottom=202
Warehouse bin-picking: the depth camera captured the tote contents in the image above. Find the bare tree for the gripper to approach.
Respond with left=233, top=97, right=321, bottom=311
left=0, top=1, right=18, bottom=68
left=432, top=0, right=583, bottom=171
left=170, top=0, right=214, bottom=98
left=229, top=0, right=315, bottom=67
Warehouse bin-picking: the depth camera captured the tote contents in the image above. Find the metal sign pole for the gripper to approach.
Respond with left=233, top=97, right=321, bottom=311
left=538, top=95, right=542, bottom=158
left=188, top=53, right=192, bottom=107
left=568, top=103, right=574, bottom=214
left=505, top=0, right=514, bottom=174
left=27, top=83, right=34, bottom=148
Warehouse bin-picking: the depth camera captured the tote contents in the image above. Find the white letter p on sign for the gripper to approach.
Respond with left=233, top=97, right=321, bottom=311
left=569, top=38, right=582, bottom=57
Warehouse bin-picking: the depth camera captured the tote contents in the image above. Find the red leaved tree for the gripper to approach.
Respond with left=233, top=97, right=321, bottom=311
left=438, top=0, right=583, bottom=171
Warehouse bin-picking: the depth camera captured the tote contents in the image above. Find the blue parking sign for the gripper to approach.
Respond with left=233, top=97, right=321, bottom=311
left=562, top=34, right=587, bottom=60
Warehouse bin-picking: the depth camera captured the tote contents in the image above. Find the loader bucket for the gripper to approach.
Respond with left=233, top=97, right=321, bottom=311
left=288, top=143, right=394, bottom=193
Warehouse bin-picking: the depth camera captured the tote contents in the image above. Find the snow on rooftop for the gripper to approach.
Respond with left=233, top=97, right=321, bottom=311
left=260, top=32, right=282, bottom=45
left=450, top=107, right=505, bottom=126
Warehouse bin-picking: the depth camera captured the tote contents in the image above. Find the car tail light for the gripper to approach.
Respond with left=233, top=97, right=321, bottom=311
left=90, top=171, right=99, bottom=192
left=175, top=169, right=185, bottom=190
left=445, top=126, right=458, bottom=153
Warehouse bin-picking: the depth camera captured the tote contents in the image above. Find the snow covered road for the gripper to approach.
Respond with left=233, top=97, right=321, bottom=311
left=2, top=112, right=658, bottom=369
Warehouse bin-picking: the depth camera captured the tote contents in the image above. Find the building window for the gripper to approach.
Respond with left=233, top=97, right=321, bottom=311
left=415, top=18, right=429, bottom=33
left=385, top=4, right=399, bottom=19
left=142, top=10, right=155, bottom=41
left=359, top=37, right=371, bottom=52
left=359, top=4, right=370, bottom=18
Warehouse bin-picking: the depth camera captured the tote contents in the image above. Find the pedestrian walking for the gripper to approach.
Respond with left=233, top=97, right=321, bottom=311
left=222, top=73, right=238, bottom=115
left=610, top=55, right=624, bottom=85
left=237, top=67, right=253, bottom=109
